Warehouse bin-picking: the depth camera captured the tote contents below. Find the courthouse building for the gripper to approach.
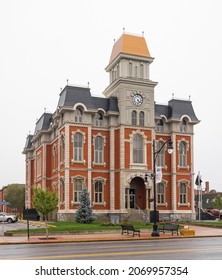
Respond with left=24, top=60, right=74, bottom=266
left=23, top=33, right=199, bottom=221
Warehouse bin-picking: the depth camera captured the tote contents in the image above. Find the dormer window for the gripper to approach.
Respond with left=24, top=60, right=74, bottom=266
left=180, top=118, right=187, bottom=132
left=95, top=113, right=103, bottom=127
left=74, top=108, right=83, bottom=123
left=156, top=119, right=164, bottom=132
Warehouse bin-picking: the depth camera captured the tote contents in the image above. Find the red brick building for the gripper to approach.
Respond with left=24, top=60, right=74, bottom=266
left=23, top=33, right=199, bottom=221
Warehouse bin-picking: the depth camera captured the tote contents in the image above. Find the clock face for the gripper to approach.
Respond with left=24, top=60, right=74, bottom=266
left=132, top=94, right=143, bottom=106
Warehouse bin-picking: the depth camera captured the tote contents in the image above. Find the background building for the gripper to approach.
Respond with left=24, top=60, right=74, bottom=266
left=23, top=33, right=199, bottom=221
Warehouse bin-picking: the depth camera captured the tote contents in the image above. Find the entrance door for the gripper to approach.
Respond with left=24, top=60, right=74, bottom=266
left=129, top=189, right=135, bottom=209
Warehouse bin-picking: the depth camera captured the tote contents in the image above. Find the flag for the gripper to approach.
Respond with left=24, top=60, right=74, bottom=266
left=156, top=166, right=162, bottom=183
left=195, top=173, right=202, bottom=186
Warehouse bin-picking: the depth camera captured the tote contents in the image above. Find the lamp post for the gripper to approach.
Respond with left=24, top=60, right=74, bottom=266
left=145, top=139, right=173, bottom=237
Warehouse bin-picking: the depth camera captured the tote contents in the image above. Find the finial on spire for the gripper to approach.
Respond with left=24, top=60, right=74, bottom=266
left=123, top=27, right=125, bottom=33
left=44, top=107, right=46, bottom=112
left=189, top=95, right=191, bottom=100
left=67, top=79, right=69, bottom=85
left=142, top=31, right=144, bottom=37
left=113, top=38, right=116, bottom=44
left=172, top=93, right=174, bottom=99
left=88, top=82, right=90, bottom=88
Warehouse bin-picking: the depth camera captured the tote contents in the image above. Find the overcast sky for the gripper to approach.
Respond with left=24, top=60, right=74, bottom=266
left=0, top=0, right=221, bottom=191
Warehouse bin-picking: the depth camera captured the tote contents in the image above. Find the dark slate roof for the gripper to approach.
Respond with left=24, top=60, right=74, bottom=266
left=24, top=134, right=33, bottom=150
left=155, top=99, right=199, bottom=123
left=58, top=85, right=119, bottom=113
left=58, top=86, right=96, bottom=109
left=35, top=112, right=53, bottom=133
left=92, top=96, right=119, bottom=112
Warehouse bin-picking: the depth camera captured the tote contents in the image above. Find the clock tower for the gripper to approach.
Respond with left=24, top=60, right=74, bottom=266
left=103, top=32, right=158, bottom=128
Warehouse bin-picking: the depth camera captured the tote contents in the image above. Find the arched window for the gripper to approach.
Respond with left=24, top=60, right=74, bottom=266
left=74, top=108, right=83, bottom=123
left=132, top=110, right=137, bottom=126
left=180, top=118, right=187, bottom=132
left=129, top=61, right=132, bottom=77
left=140, top=63, right=144, bottom=79
left=134, top=65, right=138, bottom=77
left=156, top=119, right=164, bottom=132
left=139, top=111, right=144, bottom=126
left=95, top=113, right=103, bottom=127
left=133, top=134, right=143, bottom=163
left=73, top=132, right=83, bottom=162
left=179, top=141, right=187, bottom=167
left=156, top=141, right=165, bottom=167
left=94, top=136, right=104, bottom=164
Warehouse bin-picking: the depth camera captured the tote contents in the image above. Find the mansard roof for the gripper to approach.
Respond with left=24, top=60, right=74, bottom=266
left=58, top=85, right=119, bottom=112
left=109, top=33, right=151, bottom=63
left=155, top=99, right=199, bottom=123
left=35, top=112, right=53, bottom=133
left=24, top=134, right=33, bottom=150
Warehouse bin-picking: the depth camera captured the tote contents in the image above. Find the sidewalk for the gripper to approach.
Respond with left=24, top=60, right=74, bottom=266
left=1, top=225, right=222, bottom=245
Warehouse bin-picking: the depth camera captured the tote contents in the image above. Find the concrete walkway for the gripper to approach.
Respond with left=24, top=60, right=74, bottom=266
left=0, top=225, right=222, bottom=245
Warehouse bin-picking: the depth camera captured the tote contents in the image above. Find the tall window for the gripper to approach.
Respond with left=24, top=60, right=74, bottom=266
left=74, top=108, right=83, bottom=123
left=179, top=141, right=187, bottom=167
left=179, top=182, right=187, bottom=204
left=53, top=146, right=57, bottom=170
left=129, top=61, right=132, bottom=77
left=133, top=134, right=143, bottom=163
left=73, top=178, right=84, bottom=202
left=140, top=63, right=144, bottom=78
left=60, top=135, right=65, bottom=162
left=157, top=183, right=165, bottom=204
left=37, top=153, right=42, bottom=176
left=94, top=136, right=104, bottom=164
left=60, top=179, right=65, bottom=203
left=132, top=110, right=137, bottom=125
left=134, top=65, right=138, bottom=77
left=139, top=111, right=144, bottom=126
left=94, top=181, right=103, bottom=203
left=156, top=141, right=165, bottom=167
left=95, top=113, right=103, bottom=127
left=73, top=133, right=83, bottom=162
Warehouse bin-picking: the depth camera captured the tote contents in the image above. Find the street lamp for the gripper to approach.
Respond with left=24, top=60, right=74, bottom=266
left=145, top=139, right=173, bottom=237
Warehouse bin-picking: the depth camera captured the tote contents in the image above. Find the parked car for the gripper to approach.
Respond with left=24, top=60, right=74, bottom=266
left=206, top=209, right=222, bottom=219
left=196, top=208, right=217, bottom=220
left=0, top=212, right=18, bottom=223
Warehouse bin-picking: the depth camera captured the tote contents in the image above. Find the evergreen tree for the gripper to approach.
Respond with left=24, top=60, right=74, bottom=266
left=75, top=187, right=95, bottom=223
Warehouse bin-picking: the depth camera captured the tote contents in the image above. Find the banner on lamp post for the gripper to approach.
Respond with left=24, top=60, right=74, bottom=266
left=156, top=166, right=162, bottom=183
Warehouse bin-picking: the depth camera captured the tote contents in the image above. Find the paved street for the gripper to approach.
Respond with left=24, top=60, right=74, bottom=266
left=0, top=237, right=222, bottom=260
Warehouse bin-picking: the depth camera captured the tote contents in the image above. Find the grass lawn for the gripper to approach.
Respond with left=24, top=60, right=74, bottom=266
left=10, top=220, right=152, bottom=234
left=8, top=220, right=222, bottom=235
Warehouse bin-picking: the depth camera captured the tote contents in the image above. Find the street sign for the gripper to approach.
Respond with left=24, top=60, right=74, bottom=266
left=0, top=201, right=10, bottom=205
